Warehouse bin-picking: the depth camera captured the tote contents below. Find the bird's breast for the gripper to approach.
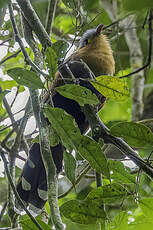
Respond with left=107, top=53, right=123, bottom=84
left=74, top=48, right=115, bottom=77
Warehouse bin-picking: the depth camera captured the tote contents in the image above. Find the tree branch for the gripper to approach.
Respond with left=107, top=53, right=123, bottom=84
left=21, top=12, right=64, bottom=229
left=120, top=9, right=152, bottom=79
left=82, top=104, right=153, bottom=178
left=58, top=163, right=91, bottom=199
left=45, top=0, right=58, bottom=36
left=16, top=0, right=52, bottom=48
left=0, top=148, right=43, bottom=230
left=8, top=2, right=48, bottom=78
left=0, top=50, right=21, bottom=65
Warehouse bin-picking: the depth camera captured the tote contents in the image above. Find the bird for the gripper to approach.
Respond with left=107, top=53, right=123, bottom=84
left=16, top=24, right=115, bottom=213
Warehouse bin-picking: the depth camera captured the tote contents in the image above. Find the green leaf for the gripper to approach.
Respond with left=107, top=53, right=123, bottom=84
left=49, top=126, right=60, bottom=146
left=19, top=214, right=52, bottom=230
left=45, top=47, right=58, bottom=79
left=7, top=68, right=44, bottom=89
left=78, top=136, right=110, bottom=178
left=63, top=217, right=101, bottom=230
left=1, top=49, right=25, bottom=72
left=91, top=75, right=130, bottom=101
left=140, top=198, right=153, bottom=220
left=64, top=150, right=76, bottom=185
left=128, top=215, right=153, bottom=230
left=60, top=199, right=106, bottom=224
left=56, top=84, right=99, bottom=106
left=110, top=121, right=153, bottom=148
left=138, top=119, right=153, bottom=133
left=86, top=183, right=129, bottom=205
left=52, top=40, right=69, bottom=60
left=0, top=102, right=6, bottom=120
left=0, top=124, right=10, bottom=141
left=32, top=135, right=39, bottom=143
left=0, top=79, right=25, bottom=92
left=108, top=160, right=136, bottom=184
left=44, top=106, right=82, bottom=150
left=54, top=14, right=75, bottom=34
left=109, top=211, right=128, bottom=230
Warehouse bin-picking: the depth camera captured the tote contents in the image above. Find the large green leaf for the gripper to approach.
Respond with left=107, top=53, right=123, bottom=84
left=0, top=79, right=24, bottom=92
left=48, top=126, right=60, bottom=147
left=108, top=160, right=136, bottom=184
left=60, top=199, right=106, bottom=224
left=62, top=217, right=101, bottom=230
left=45, top=47, right=58, bottom=79
left=64, top=150, right=76, bottom=185
left=91, top=75, right=129, bottom=101
left=54, top=14, right=75, bottom=34
left=1, top=50, right=25, bottom=72
left=7, top=68, right=44, bottom=89
left=138, top=119, right=153, bottom=133
left=78, top=136, right=110, bottom=178
left=128, top=215, right=153, bottom=230
left=44, top=106, right=82, bottom=150
left=19, top=214, right=52, bottom=230
left=86, top=183, right=129, bottom=205
left=110, top=121, right=153, bottom=148
left=56, top=84, right=99, bottom=106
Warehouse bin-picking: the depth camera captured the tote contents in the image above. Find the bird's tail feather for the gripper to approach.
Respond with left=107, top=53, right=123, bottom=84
left=16, top=142, right=63, bottom=213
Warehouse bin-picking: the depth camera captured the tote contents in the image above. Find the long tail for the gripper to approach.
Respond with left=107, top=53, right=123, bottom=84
left=16, top=143, right=63, bottom=213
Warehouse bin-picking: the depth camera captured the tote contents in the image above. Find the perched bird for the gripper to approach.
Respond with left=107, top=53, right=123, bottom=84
left=16, top=24, right=115, bottom=213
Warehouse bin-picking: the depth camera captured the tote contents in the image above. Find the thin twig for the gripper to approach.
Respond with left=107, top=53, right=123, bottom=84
left=16, top=0, right=51, bottom=47
left=63, top=15, right=79, bottom=61
left=0, top=202, right=7, bottom=222
left=10, top=86, right=20, bottom=108
left=120, top=9, right=153, bottom=79
left=0, top=50, right=21, bottom=65
left=0, top=119, right=21, bottom=132
left=2, top=88, right=29, bottom=153
left=0, top=148, right=43, bottom=230
left=82, top=104, right=153, bottom=178
left=58, top=164, right=91, bottom=199
left=8, top=2, right=48, bottom=78
left=45, top=0, right=58, bottom=36
left=1, top=126, right=18, bottom=147
left=12, top=98, right=31, bottom=152
left=134, top=168, right=142, bottom=203
left=0, top=39, right=11, bottom=46
left=0, top=144, right=26, bottom=162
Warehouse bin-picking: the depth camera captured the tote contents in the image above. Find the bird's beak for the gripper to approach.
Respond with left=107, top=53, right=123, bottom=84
left=96, top=24, right=104, bottom=35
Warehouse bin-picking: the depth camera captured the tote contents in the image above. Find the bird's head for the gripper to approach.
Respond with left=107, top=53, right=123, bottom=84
left=74, top=24, right=115, bottom=76
left=79, top=24, right=104, bottom=49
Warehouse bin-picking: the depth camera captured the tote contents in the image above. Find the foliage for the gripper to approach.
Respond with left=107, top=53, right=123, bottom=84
left=91, top=75, right=130, bottom=101
left=56, top=84, right=99, bottom=106
left=0, top=0, right=153, bottom=229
